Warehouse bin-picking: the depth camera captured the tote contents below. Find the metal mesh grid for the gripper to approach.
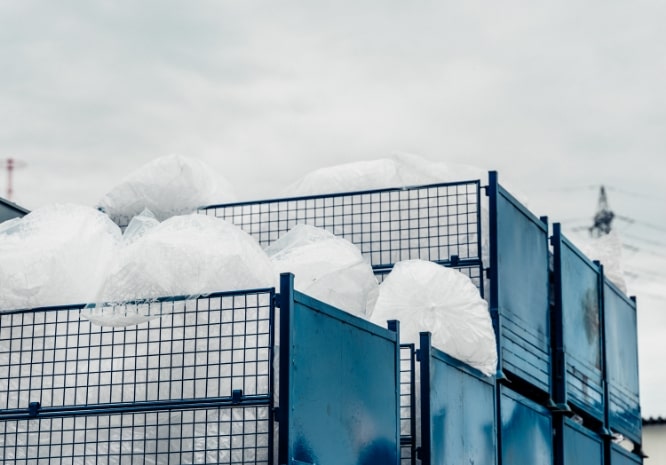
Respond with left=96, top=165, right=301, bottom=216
left=0, top=291, right=273, bottom=410
left=400, top=344, right=416, bottom=465
left=0, top=406, right=270, bottom=464
left=202, top=181, right=482, bottom=269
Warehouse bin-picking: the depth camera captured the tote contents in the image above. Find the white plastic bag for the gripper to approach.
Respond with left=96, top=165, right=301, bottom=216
left=266, top=224, right=378, bottom=318
left=97, top=155, right=236, bottom=225
left=121, top=208, right=160, bottom=245
left=370, top=259, right=497, bottom=376
left=84, top=214, right=276, bottom=326
left=282, top=153, right=485, bottom=196
left=0, top=204, right=121, bottom=311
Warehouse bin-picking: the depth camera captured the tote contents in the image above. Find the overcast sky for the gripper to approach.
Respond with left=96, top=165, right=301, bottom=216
left=1, top=1, right=665, bottom=417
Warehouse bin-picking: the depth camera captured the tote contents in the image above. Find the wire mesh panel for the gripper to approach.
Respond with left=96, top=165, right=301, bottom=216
left=0, top=292, right=274, bottom=410
left=202, top=181, right=483, bottom=270
left=400, top=344, right=416, bottom=465
left=0, top=406, right=270, bottom=465
left=0, top=289, right=276, bottom=465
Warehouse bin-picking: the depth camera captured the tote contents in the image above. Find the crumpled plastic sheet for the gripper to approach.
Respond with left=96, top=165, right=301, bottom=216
left=282, top=153, right=490, bottom=266
left=97, top=155, right=236, bottom=225
left=0, top=204, right=121, bottom=311
left=83, top=214, right=276, bottom=326
left=266, top=224, right=378, bottom=318
left=371, top=259, right=497, bottom=377
left=122, top=207, right=160, bottom=245
left=282, top=153, right=485, bottom=196
left=572, top=230, right=627, bottom=292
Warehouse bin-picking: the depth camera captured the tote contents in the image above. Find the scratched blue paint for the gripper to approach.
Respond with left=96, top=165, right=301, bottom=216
left=559, top=417, right=603, bottom=465
left=420, top=333, right=497, bottom=465
left=283, top=289, right=400, bottom=465
left=604, top=280, right=641, bottom=444
left=489, top=172, right=551, bottom=394
left=500, top=386, right=553, bottom=465
left=552, top=225, right=605, bottom=420
left=609, top=443, right=642, bottom=465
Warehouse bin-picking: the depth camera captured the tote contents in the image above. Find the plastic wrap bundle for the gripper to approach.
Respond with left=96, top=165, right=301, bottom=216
left=573, top=230, right=627, bottom=292
left=371, top=259, right=497, bottom=376
left=282, top=153, right=485, bottom=196
left=282, top=153, right=489, bottom=264
left=0, top=204, right=121, bottom=311
left=97, top=155, right=236, bottom=226
left=266, top=224, right=378, bottom=318
left=122, top=208, right=160, bottom=244
left=83, top=214, right=276, bottom=326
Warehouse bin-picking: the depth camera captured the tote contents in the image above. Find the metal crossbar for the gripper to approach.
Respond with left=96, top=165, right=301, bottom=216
left=0, top=405, right=270, bottom=464
left=0, top=290, right=275, bottom=464
left=202, top=181, right=482, bottom=271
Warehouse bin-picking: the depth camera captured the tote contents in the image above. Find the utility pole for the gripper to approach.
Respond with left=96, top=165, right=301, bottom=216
left=1, top=158, right=27, bottom=201
left=589, top=185, right=614, bottom=237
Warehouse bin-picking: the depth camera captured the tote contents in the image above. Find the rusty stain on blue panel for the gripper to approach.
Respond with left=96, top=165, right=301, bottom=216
left=552, top=224, right=605, bottom=420
left=489, top=172, right=551, bottom=394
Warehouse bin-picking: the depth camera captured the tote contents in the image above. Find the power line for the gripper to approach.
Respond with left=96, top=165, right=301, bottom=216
left=606, top=185, right=666, bottom=203
left=545, top=184, right=666, bottom=204
left=625, top=264, right=666, bottom=280
left=623, top=233, right=666, bottom=250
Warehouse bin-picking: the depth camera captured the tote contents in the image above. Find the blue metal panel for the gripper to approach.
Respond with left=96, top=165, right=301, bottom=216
left=489, top=172, right=551, bottom=393
left=556, top=417, right=603, bottom=465
left=552, top=224, right=604, bottom=420
left=609, top=444, right=642, bottom=465
left=604, top=280, right=641, bottom=444
left=419, top=333, right=497, bottom=465
left=500, top=386, right=553, bottom=465
left=279, top=274, right=400, bottom=465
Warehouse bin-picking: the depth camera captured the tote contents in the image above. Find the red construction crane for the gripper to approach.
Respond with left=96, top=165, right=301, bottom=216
left=1, top=158, right=27, bottom=201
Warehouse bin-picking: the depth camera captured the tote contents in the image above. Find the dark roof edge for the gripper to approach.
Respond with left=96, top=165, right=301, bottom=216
left=0, top=197, right=30, bottom=214
left=643, top=417, right=666, bottom=425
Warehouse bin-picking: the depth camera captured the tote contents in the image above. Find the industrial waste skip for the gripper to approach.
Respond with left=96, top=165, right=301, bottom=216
left=0, top=171, right=642, bottom=464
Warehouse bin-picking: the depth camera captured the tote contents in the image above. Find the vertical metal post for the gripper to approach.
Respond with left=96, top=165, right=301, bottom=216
left=487, top=171, right=502, bottom=376
left=278, top=273, right=294, bottom=465
left=551, top=223, right=568, bottom=411
left=418, top=332, right=432, bottom=465
left=487, top=171, right=505, bottom=465
left=268, top=288, right=277, bottom=465
left=387, top=320, right=401, bottom=465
